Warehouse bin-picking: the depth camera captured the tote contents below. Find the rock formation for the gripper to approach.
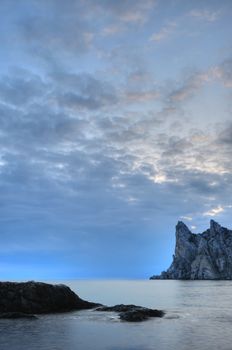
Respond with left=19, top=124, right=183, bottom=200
left=0, top=281, right=163, bottom=322
left=96, top=304, right=164, bottom=322
left=150, top=220, right=232, bottom=280
left=0, top=281, right=98, bottom=314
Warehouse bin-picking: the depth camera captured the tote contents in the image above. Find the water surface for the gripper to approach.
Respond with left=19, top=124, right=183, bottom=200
left=1, top=280, right=232, bottom=350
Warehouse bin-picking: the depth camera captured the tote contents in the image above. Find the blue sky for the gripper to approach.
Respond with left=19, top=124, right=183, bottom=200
left=0, top=0, right=232, bottom=279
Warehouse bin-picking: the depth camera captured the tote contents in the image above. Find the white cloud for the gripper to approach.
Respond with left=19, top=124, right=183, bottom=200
left=189, top=9, right=221, bottom=22
left=149, top=173, right=178, bottom=184
left=101, top=24, right=125, bottom=36
left=180, top=216, right=193, bottom=221
left=150, top=22, right=177, bottom=42
left=203, top=205, right=224, bottom=217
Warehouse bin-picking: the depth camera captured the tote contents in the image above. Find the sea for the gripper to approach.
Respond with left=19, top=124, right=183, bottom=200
left=0, top=279, right=232, bottom=350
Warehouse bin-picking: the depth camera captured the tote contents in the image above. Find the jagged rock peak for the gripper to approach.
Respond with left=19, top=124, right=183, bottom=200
left=150, top=221, right=232, bottom=280
left=210, top=219, right=222, bottom=233
left=176, top=221, right=192, bottom=235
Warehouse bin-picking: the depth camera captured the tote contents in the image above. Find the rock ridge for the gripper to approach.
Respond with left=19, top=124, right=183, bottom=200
left=0, top=281, right=98, bottom=314
left=150, top=220, right=232, bottom=280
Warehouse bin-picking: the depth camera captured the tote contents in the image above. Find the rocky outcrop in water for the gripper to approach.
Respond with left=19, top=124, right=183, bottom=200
left=0, top=281, right=98, bottom=314
left=150, top=220, right=232, bottom=280
left=96, top=304, right=164, bottom=322
left=0, top=281, right=163, bottom=322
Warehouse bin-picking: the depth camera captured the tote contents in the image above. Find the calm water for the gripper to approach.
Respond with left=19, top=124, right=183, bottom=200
left=1, top=280, right=232, bottom=350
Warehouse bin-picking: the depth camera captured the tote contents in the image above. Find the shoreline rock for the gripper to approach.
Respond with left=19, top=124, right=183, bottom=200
left=96, top=304, right=165, bottom=322
left=0, top=281, right=99, bottom=314
left=0, top=312, right=38, bottom=319
left=0, top=281, right=165, bottom=322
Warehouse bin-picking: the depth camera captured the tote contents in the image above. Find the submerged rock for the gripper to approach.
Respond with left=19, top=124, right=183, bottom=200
left=96, top=304, right=164, bottom=322
left=150, top=220, right=232, bottom=280
left=0, top=281, right=99, bottom=314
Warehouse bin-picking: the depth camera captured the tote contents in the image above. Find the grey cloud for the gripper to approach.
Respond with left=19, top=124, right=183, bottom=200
left=1, top=0, right=232, bottom=279
left=20, top=2, right=93, bottom=55
left=168, top=71, right=206, bottom=103
left=15, top=0, right=156, bottom=69
left=0, top=69, right=119, bottom=155
left=87, top=0, right=156, bottom=23
left=161, top=136, right=193, bottom=157
left=218, top=59, right=232, bottom=87
left=52, top=72, right=118, bottom=110
left=217, top=122, right=232, bottom=145
left=160, top=58, right=232, bottom=110
left=0, top=71, right=48, bottom=107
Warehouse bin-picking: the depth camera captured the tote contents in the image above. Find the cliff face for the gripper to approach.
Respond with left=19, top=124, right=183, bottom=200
left=150, top=220, right=232, bottom=280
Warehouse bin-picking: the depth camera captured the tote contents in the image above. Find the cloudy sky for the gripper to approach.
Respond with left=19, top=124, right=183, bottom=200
left=0, top=0, right=232, bottom=279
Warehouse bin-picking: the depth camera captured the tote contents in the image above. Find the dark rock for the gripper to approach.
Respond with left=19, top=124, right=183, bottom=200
left=96, top=304, right=164, bottom=322
left=120, top=309, right=164, bottom=322
left=96, top=304, right=139, bottom=312
left=0, top=312, right=37, bottom=319
left=150, top=220, right=232, bottom=280
left=0, top=281, right=99, bottom=314
left=120, top=310, right=149, bottom=322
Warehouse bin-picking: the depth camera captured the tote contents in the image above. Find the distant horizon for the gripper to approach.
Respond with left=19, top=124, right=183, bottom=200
left=0, top=0, right=232, bottom=280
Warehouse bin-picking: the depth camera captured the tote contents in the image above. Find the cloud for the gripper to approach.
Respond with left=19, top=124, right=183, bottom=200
left=165, top=61, right=232, bottom=106
left=180, top=216, right=192, bottom=221
left=0, top=0, right=232, bottom=278
left=168, top=70, right=213, bottom=103
left=213, top=59, right=232, bottom=88
left=0, top=70, right=48, bottom=107
left=189, top=9, right=221, bottom=22
left=101, top=24, right=125, bottom=36
left=125, top=90, right=160, bottom=103
left=217, top=122, right=232, bottom=145
left=0, top=64, right=231, bottom=216
left=19, top=2, right=94, bottom=58
left=94, top=0, right=157, bottom=24
left=203, top=205, right=224, bottom=217
left=150, top=22, right=177, bottom=42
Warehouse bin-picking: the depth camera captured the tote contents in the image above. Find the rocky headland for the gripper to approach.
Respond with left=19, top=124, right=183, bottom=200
left=150, top=220, right=232, bottom=280
left=0, top=281, right=98, bottom=318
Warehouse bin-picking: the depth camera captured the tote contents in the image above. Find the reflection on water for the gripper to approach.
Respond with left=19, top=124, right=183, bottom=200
left=1, top=280, right=232, bottom=350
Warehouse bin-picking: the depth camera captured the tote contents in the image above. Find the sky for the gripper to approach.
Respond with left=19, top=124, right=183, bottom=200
left=0, top=0, right=232, bottom=280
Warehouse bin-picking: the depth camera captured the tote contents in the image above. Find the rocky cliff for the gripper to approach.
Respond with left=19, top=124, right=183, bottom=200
left=150, top=220, right=232, bottom=280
